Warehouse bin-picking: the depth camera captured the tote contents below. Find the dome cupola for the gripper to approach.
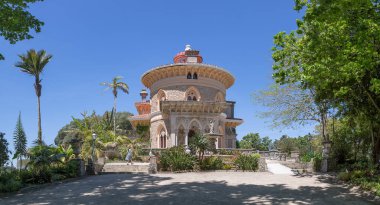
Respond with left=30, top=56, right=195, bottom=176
left=173, top=44, right=203, bottom=64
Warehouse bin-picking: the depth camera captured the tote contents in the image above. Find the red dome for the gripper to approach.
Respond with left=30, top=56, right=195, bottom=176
left=173, top=46, right=203, bottom=63
left=173, top=52, right=187, bottom=63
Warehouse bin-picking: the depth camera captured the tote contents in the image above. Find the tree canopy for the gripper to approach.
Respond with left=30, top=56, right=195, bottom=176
left=0, top=0, right=45, bottom=60
left=271, top=0, right=380, bottom=164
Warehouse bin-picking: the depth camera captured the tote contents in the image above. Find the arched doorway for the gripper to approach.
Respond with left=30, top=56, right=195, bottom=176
left=188, top=120, right=201, bottom=144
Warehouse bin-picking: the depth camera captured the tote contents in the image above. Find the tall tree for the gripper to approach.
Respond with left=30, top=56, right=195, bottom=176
left=0, top=132, right=10, bottom=167
left=15, top=49, right=52, bottom=145
left=271, top=0, right=380, bottom=170
left=13, top=112, right=27, bottom=170
left=240, top=133, right=261, bottom=150
left=0, top=0, right=45, bottom=60
left=100, top=76, right=129, bottom=134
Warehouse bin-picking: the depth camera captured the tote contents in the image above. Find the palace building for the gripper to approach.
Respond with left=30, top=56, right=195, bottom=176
left=129, top=45, right=243, bottom=149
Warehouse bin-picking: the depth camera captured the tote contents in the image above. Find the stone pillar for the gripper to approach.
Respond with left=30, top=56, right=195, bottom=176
left=149, top=156, right=157, bottom=174
left=171, top=131, right=176, bottom=147
left=321, top=141, right=331, bottom=172
left=184, top=128, right=189, bottom=146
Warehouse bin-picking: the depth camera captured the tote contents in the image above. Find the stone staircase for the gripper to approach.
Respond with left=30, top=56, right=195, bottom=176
left=101, top=162, right=150, bottom=174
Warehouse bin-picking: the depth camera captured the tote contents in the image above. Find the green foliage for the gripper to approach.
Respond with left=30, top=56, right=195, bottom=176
left=222, top=164, right=233, bottom=170
left=234, top=153, right=260, bottom=171
left=0, top=169, right=22, bottom=192
left=200, top=156, right=223, bottom=170
left=13, top=113, right=27, bottom=166
left=276, top=137, right=296, bottom=155
left=159, top=146, right=196, bottom=172
left=313, top=153, right=322, bottom=172
left=0, top=0, right=45, bottom=60
left=239, top=133, right=272, bottom=151
left=100, top=76, right=129, bottom=134
left=50, top=160, right=80, bottom=180
left=189, top=133, right=212, bottom=161
left=26, top=145, right=63, bottom=183
left=271, top=0, right=380, bottom=165
left=337, top=170, right=380, bottom=196
left=0, top=133, right=10, bottom=167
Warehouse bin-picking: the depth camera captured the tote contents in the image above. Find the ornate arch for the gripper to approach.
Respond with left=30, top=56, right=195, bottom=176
left=185, top=86, right=201, bottom=101
left=156, top=89, right=166, bottom=111
left=157, top=123, right=167, bottom=148
left=188, top=119, right=202, bottom=131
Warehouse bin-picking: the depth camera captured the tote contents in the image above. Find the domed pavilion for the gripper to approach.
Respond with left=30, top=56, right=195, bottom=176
left=129, top=45, right=243, bottom=149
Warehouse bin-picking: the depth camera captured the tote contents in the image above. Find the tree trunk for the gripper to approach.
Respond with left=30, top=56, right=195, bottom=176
left=19, top=156, right=22, bottom=171
left=37, top=95, right=42, bottom=145
left=321, top=111, right=330, bottom=172
left=113, top=96, right=117, bottom=135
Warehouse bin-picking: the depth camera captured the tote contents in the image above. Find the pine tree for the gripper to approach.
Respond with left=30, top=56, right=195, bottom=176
left=13, top=112, right=27, bottom=170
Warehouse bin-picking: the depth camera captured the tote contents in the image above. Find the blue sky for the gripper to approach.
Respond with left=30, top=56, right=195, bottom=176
left=0, top=0, right=315, bottom=149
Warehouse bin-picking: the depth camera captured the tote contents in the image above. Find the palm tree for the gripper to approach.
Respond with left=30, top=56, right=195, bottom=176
left=189, top=133, right=211, bottom=161
left=100, top=76, right=129, bottom=134
left=15, top=49, right=52, bottom=145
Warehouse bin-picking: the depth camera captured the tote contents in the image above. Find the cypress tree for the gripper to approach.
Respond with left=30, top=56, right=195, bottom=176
left=13, top=112, right=27, bottom=170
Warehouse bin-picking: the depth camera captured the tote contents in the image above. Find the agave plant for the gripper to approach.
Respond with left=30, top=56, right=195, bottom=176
left=56, top=145, right=75, bottom=163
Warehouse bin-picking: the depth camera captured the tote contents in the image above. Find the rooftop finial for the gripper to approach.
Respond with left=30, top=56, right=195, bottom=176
left=185, top=44, right=191, bottom=51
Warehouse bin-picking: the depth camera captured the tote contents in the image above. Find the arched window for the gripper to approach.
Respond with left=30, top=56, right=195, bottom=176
left=185, top=86, right=201, bottom=101
left=187, top=91, right=198, bottom=101
left=160, top=130, right=166, bottom=148
left=193, top=72, right=198, bottom=79
left=187, top=72, right=192, bottom=79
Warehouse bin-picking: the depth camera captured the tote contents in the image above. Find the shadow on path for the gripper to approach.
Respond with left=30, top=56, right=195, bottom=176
left=0, top=174, right=377, bottom=205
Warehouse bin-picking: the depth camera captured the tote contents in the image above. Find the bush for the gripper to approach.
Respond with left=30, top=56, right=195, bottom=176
left=223, top=164, right=233, bottom=170
left=159, top=146, right=196, bottom=172
left=313, top=153, right=322, bottom=172
left=337, top=169, right=380, bottom=197
left=0, top=169, right=22, bottom=192
left=50, top=159, right=79, bottom=180
left=337, top=172, right=351, bottom=182
left=200, top=156, right=223, bottom=170
left=234, top=153, right=260, bottom=171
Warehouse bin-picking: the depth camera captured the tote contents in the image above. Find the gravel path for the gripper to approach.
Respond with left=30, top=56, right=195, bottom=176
left=1, top=172, right=378, bottom=205
left=266, top=160, right=294, bottom=175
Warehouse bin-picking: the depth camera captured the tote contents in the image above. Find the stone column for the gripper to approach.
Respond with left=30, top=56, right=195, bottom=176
left=171, top=131, right=176, bottom=147
left=185, top=129, right=189, bottom=146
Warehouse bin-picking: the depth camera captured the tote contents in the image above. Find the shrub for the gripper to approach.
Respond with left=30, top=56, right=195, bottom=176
left=0, top=169, right=22, bottom=192
left=312, top=153, right=322, bottom=172
left=337, top=172, right=351, bottom=182
left=223, top=164, right=233, bottom=170
left=159, top=146, right=196, bottom=172
left=200, top=156, right=223, bottom=170
left=50, top=159, right=79, bottom=180
left=337, top=170, right=380, bottom=197
left=234, top=153, right=260, bottom=171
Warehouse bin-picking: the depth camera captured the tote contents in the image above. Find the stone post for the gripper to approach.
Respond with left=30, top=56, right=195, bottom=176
left=321, top=141, right=331, bottom=172
left=149, top=156, right=157, bottom=174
